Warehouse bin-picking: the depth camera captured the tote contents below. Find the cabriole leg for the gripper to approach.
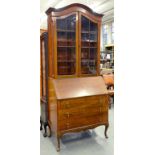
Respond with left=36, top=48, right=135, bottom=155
left=105, top=124, right=109, bottom=138
left=43, top=123, right=47, bottom=137
left=47, top=124, right=52, bottom=137
left=56, top=136, right=60, bottom=152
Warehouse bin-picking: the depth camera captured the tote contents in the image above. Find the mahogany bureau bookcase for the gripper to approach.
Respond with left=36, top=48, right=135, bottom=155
left=42, top=3, right=109, bottom=151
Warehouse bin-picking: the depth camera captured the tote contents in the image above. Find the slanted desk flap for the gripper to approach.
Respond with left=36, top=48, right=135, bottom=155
left=53, top=76, right=108, bottom=100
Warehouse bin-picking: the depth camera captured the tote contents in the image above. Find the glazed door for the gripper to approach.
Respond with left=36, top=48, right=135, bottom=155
left=55, top=13, right=78, bottom=77
left=79, top=14, right=99, bottom=76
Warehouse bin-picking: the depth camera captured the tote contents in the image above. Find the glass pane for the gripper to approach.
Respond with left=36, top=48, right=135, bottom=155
left=56, top=14, right=76, bottom=75
left=67, top=15, right=76, bottom=30
left=57, top=18, right=67, bottom=30
left=89, top=48, right=97, bottom=74
left=90, top=21, right=97, bottom=32
left=89, top=59, right=97, bottom=74
left=67, top=32, right=75, bottom=43
left=57, top=31, right=67, bottom=46
left=81, top=16, right=89, bottom=31
left=57, top=31, right=66, bottom=40
left=81, top=33, right=89, bottom=41
left=81, top=33, right=89, bottom=47
left=81, top=15, right=98, bottom=75
left=90, top=33, right=97, bottom=41
left=81, top=48, right=89, bottom=59
left=90, top=48, right=97, bottom=60
left=90, top=41, right=97, bottom=48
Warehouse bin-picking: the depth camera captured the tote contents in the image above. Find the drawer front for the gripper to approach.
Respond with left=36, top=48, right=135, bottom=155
left=58, top=105, right=106, bottom=120
left=58, top=113, right=108, bottom=131
left=60, top=95, right=108, bottom=110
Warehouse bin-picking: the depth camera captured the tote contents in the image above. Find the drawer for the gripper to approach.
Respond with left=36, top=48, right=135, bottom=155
left=58, top=105, right=106, bottom=120
left=59, top=95, right=107, bottom=110
left=60, top=98, right=85, bottom=109
left=58, top=113, right=108, bottom=130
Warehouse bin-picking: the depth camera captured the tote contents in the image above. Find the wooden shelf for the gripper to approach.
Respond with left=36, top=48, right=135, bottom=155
left=81, top=59, right=96, bottom=62
left=57, top=45, right=75, bottom=48
left=58, top=40, right=75, bottom=42
left=81, top=47, right=97, bottom=48
left=57, top=29, right=75, bottom=32
left=58, top=66, right=71, bottom=68
left=58, top=60, right=75, bottom=62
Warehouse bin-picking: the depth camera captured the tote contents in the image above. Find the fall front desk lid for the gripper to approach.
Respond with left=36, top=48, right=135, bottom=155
left=53, top=76, right=108, bottom=100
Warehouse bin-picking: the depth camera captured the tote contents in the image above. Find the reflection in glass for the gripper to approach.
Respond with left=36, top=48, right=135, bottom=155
left=90, top=21, right=97, bottom=31
left=81, top=33, right=89, bottom=41
left=67, top=15, right=76, bottom=30
left=81, top=16, right=89, bottom=31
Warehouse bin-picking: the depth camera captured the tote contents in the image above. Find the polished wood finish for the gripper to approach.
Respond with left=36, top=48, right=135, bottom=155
left=44, top=4, right=109, bottom=151
left=48, top=76, right=109, bottom=151
left=46, top=3, right=103, bottom=18
left=53, top=76, right=108, bottom=99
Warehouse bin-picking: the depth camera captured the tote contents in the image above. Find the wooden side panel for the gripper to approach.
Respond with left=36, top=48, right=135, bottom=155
left=48, top=78, right=57, bottom=134
left=48, top=16, right=54, bottom=78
